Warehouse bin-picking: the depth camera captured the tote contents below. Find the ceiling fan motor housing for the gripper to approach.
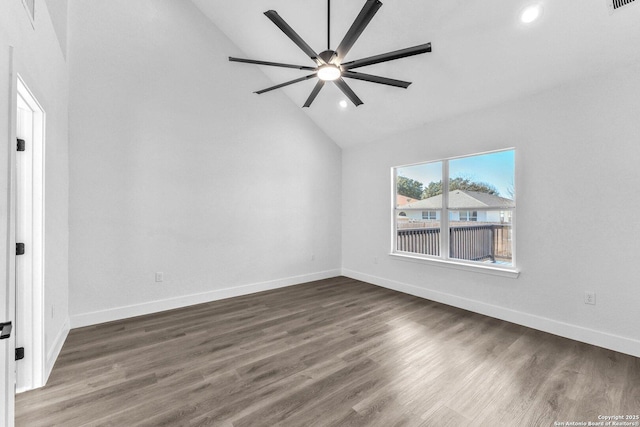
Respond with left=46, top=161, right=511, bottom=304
left=318, top=50, right=336, bottom=64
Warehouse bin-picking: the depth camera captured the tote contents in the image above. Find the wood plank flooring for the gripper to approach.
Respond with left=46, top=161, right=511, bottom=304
left=15, top=277, right=640, bottom=426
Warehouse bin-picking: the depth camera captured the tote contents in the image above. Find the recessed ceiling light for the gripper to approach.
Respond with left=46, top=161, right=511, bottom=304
left=520, top=4, right=542, bottom=23
left=339, top=100, right=348, bottom=109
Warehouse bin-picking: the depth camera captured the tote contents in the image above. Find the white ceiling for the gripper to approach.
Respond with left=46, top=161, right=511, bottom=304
left=192, top=0, right=640, bottom=148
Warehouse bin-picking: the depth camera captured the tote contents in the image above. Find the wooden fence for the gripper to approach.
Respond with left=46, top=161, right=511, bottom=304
left=397, top=224, right=512, bottom=262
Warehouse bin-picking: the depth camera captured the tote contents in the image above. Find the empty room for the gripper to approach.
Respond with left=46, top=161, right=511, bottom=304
left=1, top=0, right=639, bottom=426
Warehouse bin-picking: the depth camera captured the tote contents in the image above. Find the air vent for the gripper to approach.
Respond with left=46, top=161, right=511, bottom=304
left=608, top=0, right=636, bottom=13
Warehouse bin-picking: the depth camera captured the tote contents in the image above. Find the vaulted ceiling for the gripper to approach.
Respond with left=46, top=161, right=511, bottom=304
left=192, top=0, right=640, bottom=148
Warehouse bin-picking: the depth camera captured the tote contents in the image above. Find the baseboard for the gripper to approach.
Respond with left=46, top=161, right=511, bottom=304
left=45, top=317, right=70, bottom=382
left=70, top=269, right=342, bottom=329
left=342, top=268, right=640, bottom=359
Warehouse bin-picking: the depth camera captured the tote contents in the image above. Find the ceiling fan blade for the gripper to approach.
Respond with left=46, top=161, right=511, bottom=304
left=229, top=57, right=317, bottom=71
left=341, top=43, right=432, bottom=70
left=334, top=0, right=382, bottom=63
left=334, top=78, right=363, bottom=106
left=303, top=80, right=325, bottom=108
left=255, top=74, right=317, bottom=95
left=342, top=71, right=411, bottom=88
left=264, top=10, right=323, bottom=64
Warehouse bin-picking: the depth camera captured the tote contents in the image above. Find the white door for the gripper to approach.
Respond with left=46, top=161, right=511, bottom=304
left=16, top=94, right=34, bottom=392
left=15, top=77, right=45, bottom=393
left=1, top=72, right=46, bottom=426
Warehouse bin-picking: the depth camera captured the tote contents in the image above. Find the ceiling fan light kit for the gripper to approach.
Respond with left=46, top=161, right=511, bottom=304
left=229, top=0, right=432, bottom=107
left=317, top=65, right=341, bottom=81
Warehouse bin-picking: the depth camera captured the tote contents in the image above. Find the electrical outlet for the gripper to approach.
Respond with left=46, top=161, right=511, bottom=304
left=155, top=272, right=164, bottom=282
left=373, top=256, right=378, bottom=264
left=311, top=254, right=315, bottom=261
left=584, top=291, right=596, bottom=305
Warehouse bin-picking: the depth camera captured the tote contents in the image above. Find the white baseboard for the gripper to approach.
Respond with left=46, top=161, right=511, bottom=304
left=342, top=268, right=640, bottom=359
left=70, top=269, right=342, bottom=329
left=45, top=317, right=70, bottom=382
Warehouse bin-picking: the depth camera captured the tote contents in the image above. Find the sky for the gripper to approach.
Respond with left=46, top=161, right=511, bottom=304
left=396, top=149, right=515, bottom=198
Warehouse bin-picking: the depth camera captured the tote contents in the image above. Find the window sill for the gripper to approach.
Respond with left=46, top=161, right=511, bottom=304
left=389, top=252, right=520, bottom=278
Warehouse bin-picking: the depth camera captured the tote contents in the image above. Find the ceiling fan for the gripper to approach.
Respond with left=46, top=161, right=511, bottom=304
left=229, top=0, right=432, bottom=108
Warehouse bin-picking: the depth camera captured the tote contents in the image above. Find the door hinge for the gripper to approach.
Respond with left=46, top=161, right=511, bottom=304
left=15, top=347, right=24, bottom=361
left=16, top=242, right=25, bottom=255
left=0, top=322, right=12, bottom=340
left=17, top=138, right=25, bottom=152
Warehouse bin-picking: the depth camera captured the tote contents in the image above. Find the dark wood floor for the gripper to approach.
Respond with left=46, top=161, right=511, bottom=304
left=15, top=277, right=640, bottom=426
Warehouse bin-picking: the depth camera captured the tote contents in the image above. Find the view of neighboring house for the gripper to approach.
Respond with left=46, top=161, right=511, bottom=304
left=396, top=195, right=419, bottom=206
left=397, top=190, right=515, bottom=223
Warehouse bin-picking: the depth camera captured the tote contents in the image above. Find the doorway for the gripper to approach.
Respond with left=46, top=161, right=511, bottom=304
left=15, top=75, right=45, bottom=393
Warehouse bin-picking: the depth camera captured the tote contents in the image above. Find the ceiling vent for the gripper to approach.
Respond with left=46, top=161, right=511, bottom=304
left=608, top=0, right=636, bottom=13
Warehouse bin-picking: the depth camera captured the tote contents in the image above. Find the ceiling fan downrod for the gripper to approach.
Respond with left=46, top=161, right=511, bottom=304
left=327, top=0, right=331, bottom=51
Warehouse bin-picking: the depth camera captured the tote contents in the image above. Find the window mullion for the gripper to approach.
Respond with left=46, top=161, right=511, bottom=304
left=391, top=168, right=398, bottom=254
left=441, top=160, right=450, bottom=261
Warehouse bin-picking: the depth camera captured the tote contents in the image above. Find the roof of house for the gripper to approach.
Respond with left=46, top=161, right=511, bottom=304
left=396, top=195, right=419, bottom=206
left=398, top=190, right=514, bottom=210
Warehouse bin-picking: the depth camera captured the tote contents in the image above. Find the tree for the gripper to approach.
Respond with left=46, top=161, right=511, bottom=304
left=422, top=177, right=500, bottom=199
left=396, top=176, right=424, bottom=199
left=422, top=181, right=443, bottom=199
left=505, top=178, right=515, bottom=200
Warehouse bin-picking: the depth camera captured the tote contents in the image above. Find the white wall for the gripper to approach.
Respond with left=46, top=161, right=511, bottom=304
left=342, top=61, right=640, bottom=357
left=67, top=0, right=342, bottom=326
left=44, top=0, right=68, bottom=59
left=0, top=0, right=70, bottom=378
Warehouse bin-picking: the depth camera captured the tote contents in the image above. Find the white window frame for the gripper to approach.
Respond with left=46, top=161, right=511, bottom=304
left=421, top=211, right=437, bottom=220
left=390, top=149, right=518, bottom=278
left=457, top=210, right=478, bottom=222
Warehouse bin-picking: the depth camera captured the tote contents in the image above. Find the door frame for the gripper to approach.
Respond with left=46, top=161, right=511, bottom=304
left=15, top=74, right=46, bottom=393
left=2, top=45, right=18, bottom=427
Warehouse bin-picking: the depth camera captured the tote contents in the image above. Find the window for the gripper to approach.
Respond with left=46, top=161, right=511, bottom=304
left=393, top=149, right=515, bottom=270
left=457, top=211, right=478, bottom=222
left=422, top=211, right=437, bottom=220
